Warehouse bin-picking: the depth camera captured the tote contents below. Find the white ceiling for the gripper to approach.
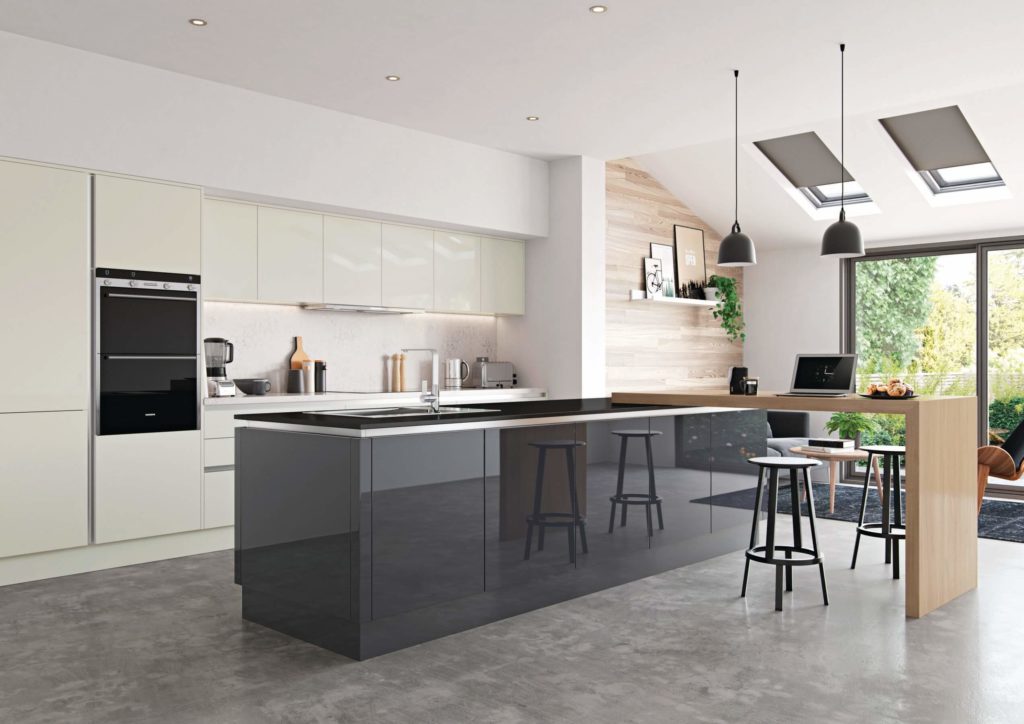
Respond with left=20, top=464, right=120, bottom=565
left=4, top=0, right=1024, bottom=248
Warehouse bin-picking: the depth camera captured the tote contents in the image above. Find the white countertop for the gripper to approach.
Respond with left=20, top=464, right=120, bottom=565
left=204, top=387, right=547, bottom=408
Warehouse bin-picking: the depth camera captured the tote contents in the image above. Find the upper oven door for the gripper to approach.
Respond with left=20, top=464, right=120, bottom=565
left=98, top=282, right=198, bottom=355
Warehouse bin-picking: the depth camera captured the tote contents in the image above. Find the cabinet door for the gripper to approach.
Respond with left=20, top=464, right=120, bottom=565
left=0, top=160, right=89, bottom=413
left=481, top=237, right=525, bottom=315
left=94, top=430, right=202, bottom=543
left=382, top=225, right=433, bottom=309
left=94, top=175, right=201, bottom=274
left=0, top=411, right=87, bottom=557
left=434, top=232, right=481, bottom=313
left=257, top=207, right=324, bottom=304
left=204, top=470, right=234, bottom=529
left=324, top=216, right=382, bottom=307
left=203, top=199, right=257, bottom=300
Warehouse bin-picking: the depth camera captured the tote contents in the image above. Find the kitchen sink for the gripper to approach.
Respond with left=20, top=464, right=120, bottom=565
left=322, top=406, right=500, bottom=419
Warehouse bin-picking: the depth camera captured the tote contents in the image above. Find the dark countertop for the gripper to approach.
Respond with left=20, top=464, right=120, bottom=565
left=236, top=397, right=698, bottom=434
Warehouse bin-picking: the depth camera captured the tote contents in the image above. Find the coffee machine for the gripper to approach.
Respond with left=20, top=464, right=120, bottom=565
left=204, top=337, right=237, bottom=397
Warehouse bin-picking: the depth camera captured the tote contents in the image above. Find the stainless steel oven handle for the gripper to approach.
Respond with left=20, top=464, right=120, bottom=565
left=105, top=293, right=196, bottom=302
left=102, top=354, right=198, bottom=360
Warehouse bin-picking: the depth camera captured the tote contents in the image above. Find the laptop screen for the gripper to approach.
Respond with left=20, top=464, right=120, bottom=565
left=791, top=355, right=856, bottom=392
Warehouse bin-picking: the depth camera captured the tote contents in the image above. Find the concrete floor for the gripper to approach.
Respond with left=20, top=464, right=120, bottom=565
left=2, top=519, right=1023, bottom=724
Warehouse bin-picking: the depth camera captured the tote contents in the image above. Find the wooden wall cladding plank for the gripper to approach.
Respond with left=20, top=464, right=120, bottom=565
left=605, top=158, right=742, bottom=392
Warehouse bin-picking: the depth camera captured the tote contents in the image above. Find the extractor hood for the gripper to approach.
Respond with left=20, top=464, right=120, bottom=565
left=302, top=303, right=425, bottom=314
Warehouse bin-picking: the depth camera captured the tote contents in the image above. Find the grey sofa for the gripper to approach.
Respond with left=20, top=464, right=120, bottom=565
left=766, top=411, right=811, bottom=457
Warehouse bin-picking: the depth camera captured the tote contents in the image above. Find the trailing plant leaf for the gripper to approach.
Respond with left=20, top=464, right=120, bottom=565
left=709, top=274, right=744, bottom=342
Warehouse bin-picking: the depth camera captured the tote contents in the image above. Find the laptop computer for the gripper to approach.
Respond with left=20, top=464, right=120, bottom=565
left=776, top=354, right=857, bottom=397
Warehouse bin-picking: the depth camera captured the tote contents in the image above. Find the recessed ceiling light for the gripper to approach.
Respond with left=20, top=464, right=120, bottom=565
left=526, top=116, right=540, bottom=121
left=589, top=5, right=608, bottom=13
left=385, top=75, right=401, bottom=82
left=188, top=18, right=207, bottom=27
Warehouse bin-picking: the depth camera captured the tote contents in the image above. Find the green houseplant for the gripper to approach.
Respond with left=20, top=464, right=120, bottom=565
left=708, top=274, right=744, bottom=342
left=825, top=412, right=878, bottom=444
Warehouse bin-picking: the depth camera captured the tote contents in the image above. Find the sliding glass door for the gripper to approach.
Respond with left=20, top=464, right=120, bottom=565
left=984, top=247, right=1024, bottom=488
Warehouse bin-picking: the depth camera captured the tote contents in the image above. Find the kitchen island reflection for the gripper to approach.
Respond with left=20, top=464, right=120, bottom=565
left=235, top=399, right=765, bottom=659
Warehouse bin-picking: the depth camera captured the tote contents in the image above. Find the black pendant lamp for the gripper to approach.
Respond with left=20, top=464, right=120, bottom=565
left=821, top=44, right=865, bottom=258
left=717, top=69, right=757, bottom=267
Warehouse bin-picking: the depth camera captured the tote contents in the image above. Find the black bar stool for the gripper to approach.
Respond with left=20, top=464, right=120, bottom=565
left=608, top=429, right=664, bottom=539
left=851, top=445, right=906, bottom=579
left=524, top=440, right=588, bottom=563
left=741, top=456, right=828, bottom=611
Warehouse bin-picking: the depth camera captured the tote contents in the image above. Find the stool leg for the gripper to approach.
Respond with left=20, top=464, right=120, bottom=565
left=851, top=452, right=874, bottom=569
left=609, top=436, right=627, bottom=534
left=567, top=447, right=587, bottom=556
left=892, top=456, right=902, bottom=579
left=882, top=454, right=892, bottom=565
left=620, top=438, right=630, bottom=527
left=766, top=470, right=781, bottom=611
left=803, top=467, right=828, bottom=606
left=565, top=449, right=577, bottom=564
left=741, top=466, right=766, bottom=598
left=524, top=448, right=547, bottom=560
left=645, top=435, right=660, bottom=536
left=787, top=467, right=802, bottom=592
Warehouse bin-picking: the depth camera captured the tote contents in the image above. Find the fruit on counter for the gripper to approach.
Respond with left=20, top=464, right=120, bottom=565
left=865, top=378, right=914, bottom=398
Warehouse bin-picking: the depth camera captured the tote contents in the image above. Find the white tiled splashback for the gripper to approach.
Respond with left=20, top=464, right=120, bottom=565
left=203, top=302, right=497, bottom=393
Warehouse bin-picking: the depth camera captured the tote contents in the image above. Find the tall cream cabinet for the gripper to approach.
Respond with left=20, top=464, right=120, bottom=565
left=257, top=206, right=324, bottom=304
left=382, top=224, right=434, bottom=309
left=481, top=237, right=526, bottom=315
left=203, top=199, right=258, bottom=300
left=0, top=160, right=90, bottom=414
left=94, top=174, right=201, bottom=274
left=434, top=232, right=481, bottom=313
left=324, top=216, right=383, bottom=307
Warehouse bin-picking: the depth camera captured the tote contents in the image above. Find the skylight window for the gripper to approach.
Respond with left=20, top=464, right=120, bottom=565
left=880, top=106, right=1004, bottom=195
left=754, top=132, right=872, bottom=209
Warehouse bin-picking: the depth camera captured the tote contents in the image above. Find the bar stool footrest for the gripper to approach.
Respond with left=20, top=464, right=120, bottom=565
left=608, top=493, right=663, bottom=505
left=855, top=522, right=906, bottom=540
left=526, top=512, right=585, bottom=528
left=745, top=545, right=823, bottom=566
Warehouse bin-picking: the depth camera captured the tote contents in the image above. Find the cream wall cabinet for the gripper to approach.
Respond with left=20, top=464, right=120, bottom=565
left=203, top=199, right=258, bottom=300
left=257, top=206, right=324, bottom=304
left=324, top=216, right=382, bottom=307
left=382, top=224, right=434, bottom=309
left=0, top=411, right=88, bottom=558
left=0, top=160, right=90, bottom=413
left=434, top=232, right=481, bottom=313
left=481, top=237, right=525, bottom=315
left=94, top=430, right=202, bottom=543
left=94, top=175, right=201, bottom=274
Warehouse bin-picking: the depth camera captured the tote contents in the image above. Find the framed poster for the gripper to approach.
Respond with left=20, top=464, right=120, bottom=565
left=643, top=257, right=664, bottom=298
left=650, top=243, right=676, bottom=297
left=673, top=225, right=707, bottom=291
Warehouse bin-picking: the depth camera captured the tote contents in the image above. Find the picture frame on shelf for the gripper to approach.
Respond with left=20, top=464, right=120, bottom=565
left=650, top=243, right=677, bottom=297
left=673, top=225, right=707, bottom=292
left=643, top=257, right=664, bottom=298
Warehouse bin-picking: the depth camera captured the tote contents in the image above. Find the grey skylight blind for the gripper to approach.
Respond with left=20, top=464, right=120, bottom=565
left=879, top=106, right=989, bottom=171
left=753, top=132, right=853, bottom=188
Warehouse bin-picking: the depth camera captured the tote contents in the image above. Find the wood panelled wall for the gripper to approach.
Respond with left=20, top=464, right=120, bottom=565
left=606, top=158, right=742, bottom=391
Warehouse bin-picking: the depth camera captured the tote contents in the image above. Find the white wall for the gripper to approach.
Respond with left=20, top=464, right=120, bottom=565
left=744, top=245, right=843, bottom=439
left=0, top=31, right=548, bottom=239
left=498, top=156, right=606, bottom=398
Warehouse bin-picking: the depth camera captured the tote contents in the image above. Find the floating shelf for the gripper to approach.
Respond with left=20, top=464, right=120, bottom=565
left=629, top=289, right=717, bottom=307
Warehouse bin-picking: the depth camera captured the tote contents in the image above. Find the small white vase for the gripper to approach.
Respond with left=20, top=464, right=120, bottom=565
left=703, top=287, right=719, bottom=301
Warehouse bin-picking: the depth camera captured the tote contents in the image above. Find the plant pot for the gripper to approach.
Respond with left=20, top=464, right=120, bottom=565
left=703, top=287, right=720, bottom=301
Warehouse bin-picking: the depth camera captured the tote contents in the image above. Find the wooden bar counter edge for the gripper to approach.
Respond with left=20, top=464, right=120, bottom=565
left=611, top=390, right=978, bottom=618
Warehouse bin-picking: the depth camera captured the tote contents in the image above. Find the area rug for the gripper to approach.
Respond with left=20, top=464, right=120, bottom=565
left=691, top=482, right=1024, bottom=544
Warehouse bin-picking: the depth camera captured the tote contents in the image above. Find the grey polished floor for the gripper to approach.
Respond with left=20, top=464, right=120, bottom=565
left=2, top=519, right=1022, bottom=724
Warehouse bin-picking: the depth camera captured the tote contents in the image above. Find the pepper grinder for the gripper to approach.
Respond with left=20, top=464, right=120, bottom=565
left=398, top=353, right=407, bottom=392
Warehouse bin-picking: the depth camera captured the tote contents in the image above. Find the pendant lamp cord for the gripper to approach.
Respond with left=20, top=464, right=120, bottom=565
left=733, top=69, right=739, bottom=232
left=839, top=43, right=845, bottom=215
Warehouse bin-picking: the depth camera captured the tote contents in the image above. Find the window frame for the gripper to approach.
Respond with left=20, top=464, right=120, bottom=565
left=920, top=162, right=1005, bottom=195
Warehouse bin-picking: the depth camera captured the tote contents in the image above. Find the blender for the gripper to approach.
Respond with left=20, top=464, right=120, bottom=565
left=204, top=337, right=237, bottom=397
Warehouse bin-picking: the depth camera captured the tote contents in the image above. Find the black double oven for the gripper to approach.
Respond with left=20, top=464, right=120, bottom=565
left=95, top=269, right=201, bottom=435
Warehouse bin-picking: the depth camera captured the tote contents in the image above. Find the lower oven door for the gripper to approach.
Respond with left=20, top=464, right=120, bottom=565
left=98, top=355, right=199, bottom=435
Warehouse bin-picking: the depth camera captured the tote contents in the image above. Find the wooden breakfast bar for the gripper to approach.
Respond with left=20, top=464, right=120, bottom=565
left=611, top=390, right=978, bottom=618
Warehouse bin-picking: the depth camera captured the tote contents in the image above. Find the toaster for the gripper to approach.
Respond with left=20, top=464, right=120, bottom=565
left=480, top=361, right=515, bottom=388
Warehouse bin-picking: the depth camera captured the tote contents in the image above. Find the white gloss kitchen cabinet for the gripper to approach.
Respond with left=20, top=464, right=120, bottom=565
left=94, top=174, right=201, bottom=274
left=203, top=199, right=258, bottom=301
left=258, top=206, right=324, bottom=304
left=324, top=216, right=382, bottom=307
left=434, top=232, right=481, bottom=313
left=481, top=237, right=525, bottom=315
left=382, top=224, right=434, bottom=309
